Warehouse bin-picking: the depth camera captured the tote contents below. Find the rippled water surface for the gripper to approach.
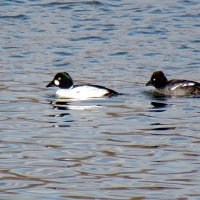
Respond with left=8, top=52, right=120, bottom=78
left=1, top=0, right=200, bottom=199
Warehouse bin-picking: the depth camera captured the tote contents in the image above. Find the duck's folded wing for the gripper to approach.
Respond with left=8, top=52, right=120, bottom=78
left=169, top=80, right=200, bottom=90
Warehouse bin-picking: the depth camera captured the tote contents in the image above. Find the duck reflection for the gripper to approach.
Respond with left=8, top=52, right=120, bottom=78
left=143, top=90, right=169, bottom=112
left=51, top=99, right=101, bottom=110
left=143, top=91, right=176, bottom=131
left=151, top=101, right=168, bottom=108
left=149, top=123, right=176, bottom=131
left=46, top=98, right=101, bottom=128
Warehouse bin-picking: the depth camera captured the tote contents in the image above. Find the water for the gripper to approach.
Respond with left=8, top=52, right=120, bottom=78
left=1, top=0, right=200, bottom=199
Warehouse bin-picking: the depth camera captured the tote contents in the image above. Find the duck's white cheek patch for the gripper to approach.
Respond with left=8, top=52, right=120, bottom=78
left=54, top=80, right=60, bottom=86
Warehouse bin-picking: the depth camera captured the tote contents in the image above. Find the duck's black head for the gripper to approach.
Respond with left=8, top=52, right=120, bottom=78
left=46, top=72, right=73, bottom=89
left=146, top=71, right=168, bottom=89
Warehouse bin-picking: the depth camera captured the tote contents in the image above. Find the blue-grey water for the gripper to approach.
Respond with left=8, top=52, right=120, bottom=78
left=1, top=0, right=200, bottom=199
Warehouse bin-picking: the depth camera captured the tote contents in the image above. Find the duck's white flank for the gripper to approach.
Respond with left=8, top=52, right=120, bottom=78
left=56, top=85, right=109, bottom=99
left=155, top=82, right=197, bottom=96
left=171, top=82, right=195, bottom=91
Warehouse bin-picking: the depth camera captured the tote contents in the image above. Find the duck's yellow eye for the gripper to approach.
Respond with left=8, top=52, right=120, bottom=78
left=58, top=77, right=61, bottom=80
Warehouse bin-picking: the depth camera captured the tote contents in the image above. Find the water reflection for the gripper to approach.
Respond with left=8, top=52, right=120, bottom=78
left=151, top=101, right=168, bottom=108
left=142, top=126, right=176, bottom=132
left=47, top=113, right=71, bottom=118
left=143, top=90, right=169, bottom=100
left=49, top=99, right=101, bottom=110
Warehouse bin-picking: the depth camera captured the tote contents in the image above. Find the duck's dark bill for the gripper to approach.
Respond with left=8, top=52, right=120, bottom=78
left=46, top=80, right=55, bottom=87
left=146, top=81, right=152, bottom=86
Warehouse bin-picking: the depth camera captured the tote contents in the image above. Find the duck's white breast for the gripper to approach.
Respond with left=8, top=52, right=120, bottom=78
left=56, top=85, right=108, bottom=99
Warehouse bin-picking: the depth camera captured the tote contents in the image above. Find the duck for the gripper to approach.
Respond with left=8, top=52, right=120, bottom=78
left=46, top=72, right=118, bottom=99
left=146, top=71, right=200, bottom=96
